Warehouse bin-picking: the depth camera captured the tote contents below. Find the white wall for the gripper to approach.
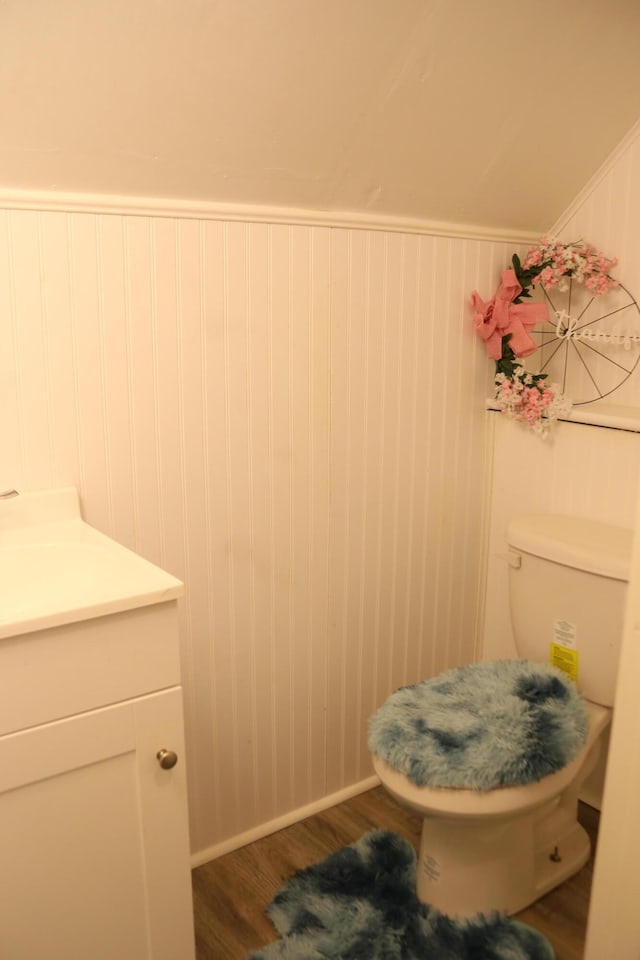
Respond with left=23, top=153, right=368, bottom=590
left=481, top=124, right=640, bottom=814
left=567, top=120, right=640, bottom=960
left=483, top=121, right=640, bottom=663
left=0, top=207, right=512, bottom=859
left=482, top=414, right=640, bottom=665
left=5, top=123, right=640, bottom=865
left=584, top=472, right=640, bottom=958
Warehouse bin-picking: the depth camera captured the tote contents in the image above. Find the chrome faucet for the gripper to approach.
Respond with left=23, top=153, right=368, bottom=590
left=0, top=489, right=18, bottom=499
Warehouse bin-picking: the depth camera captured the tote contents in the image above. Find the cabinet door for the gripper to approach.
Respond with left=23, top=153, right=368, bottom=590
left=0, top=688, right=195, bottom=960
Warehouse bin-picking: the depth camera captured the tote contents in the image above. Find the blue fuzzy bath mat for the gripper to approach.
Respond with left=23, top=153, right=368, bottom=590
left=248, top=830, right=554, bottom=959
left=368, top=659, right=588, bottom=790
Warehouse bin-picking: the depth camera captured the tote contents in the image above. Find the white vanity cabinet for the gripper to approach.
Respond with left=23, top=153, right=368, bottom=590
left=0, top=489, right=195, bottom=960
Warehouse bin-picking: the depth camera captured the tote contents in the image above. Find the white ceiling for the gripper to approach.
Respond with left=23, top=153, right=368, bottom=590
left=3, top=0, right=640, bottom=232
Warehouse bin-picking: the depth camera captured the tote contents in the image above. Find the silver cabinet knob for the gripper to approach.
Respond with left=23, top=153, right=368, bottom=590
left=156, top=748, right=178, bottom=770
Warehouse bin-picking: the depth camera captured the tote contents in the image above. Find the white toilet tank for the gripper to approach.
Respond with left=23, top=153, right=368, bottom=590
left=506, top=515, right=633, bottom=707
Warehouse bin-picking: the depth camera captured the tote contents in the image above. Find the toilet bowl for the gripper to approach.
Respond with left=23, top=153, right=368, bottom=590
left=369, top=515, right=632, bottom=918
left=373, top=699, right=610, bottom=917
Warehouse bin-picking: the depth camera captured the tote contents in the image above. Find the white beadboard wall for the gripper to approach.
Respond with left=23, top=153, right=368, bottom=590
left=482, top=121, right=640, bottom=663
left=482, top=414, right=640, bottom=664
left=0, top=208, right=510, bottom=859
left=551, top=120, right=640, bottom=409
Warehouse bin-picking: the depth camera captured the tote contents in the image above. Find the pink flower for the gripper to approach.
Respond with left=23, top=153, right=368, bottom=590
left=493, top=365, right=571, bottom=437
left=537, top=266, right=556, bottom=288
left=524, top=237, right=618, bottom=298
left=524, top=249, right=543, bottom=267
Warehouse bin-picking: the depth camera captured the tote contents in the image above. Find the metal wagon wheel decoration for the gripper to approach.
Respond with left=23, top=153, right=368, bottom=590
left=529, top=280, right=640, bottom=405
left=471, top=238, right=640, bottom=435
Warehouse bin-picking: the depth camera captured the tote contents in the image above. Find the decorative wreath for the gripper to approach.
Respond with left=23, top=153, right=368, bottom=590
left=470, top=237, right=619, bottom=436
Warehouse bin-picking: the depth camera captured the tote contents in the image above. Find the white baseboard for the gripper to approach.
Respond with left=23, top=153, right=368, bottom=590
left=190, top=774, right=380, bottom=869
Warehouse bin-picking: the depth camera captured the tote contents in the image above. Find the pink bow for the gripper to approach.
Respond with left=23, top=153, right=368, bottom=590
left=471, top=269, right=548, bottom=360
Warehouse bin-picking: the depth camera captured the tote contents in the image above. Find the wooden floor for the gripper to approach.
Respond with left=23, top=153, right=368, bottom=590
left=192, top=786, right=599, bottom=959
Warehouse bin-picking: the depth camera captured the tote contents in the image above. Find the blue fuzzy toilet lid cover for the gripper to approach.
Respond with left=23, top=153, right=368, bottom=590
left=368, top=659, right=589, bottom=791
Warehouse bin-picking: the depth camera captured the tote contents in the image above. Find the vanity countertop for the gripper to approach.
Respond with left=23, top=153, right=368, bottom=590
left=0, top=488, right=183, bottom=640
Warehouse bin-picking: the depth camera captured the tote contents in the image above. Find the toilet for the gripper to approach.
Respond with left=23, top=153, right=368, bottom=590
left=369, top=514, right=633, bottom=919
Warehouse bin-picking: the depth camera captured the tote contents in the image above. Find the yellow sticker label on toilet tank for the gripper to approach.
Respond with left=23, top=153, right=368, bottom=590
left=550, top=643, right=579, bottom=682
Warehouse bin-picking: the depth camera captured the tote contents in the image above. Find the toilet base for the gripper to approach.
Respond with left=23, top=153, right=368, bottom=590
left=417, top=798, right=591, bottom=918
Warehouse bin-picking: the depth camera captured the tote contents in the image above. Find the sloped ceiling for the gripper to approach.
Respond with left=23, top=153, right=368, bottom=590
left=3, top=0, right=640, bottom=232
